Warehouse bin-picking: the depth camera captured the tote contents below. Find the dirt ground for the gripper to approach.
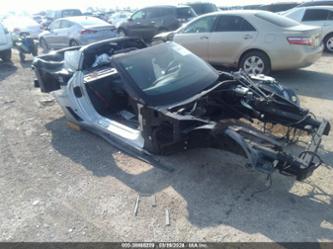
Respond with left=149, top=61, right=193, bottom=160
left=0, top=51, right=332, bottom=242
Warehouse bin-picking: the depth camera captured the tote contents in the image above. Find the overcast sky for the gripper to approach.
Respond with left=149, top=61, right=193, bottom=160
left=1, top=0, right=303, bottom=14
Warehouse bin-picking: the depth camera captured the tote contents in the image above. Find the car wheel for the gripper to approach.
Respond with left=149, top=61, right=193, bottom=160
left=39, top=38, right=49, bottom=53
left=324, top=33, right=333, bottom=53
left=118, top=28, right=127, bottom=37
left=0, top=49, right=12, bottom=62
left=70, top=40, right=79, bottom=47
left=240, top=51, right=271, bottom=75
left=32, top=42, right=38, bottom=57
left=19, top=52, right=25, bottom=62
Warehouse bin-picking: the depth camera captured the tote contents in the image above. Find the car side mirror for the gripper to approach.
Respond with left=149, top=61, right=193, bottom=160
left=127, top=17, right=133, bottom=22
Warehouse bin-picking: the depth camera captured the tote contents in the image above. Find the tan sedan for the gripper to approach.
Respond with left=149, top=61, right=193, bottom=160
left=154, top=10, right=323, bottom=74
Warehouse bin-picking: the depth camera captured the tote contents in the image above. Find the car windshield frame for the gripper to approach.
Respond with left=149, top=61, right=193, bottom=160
left=112, top=42, right=219, bottom=106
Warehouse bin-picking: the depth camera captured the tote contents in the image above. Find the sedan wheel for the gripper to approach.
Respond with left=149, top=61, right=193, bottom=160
left=240, top=51, right=271, bottom=75
left=243, top=56, right=265, bottom=75
left=325, top=34, right=333, bottom=53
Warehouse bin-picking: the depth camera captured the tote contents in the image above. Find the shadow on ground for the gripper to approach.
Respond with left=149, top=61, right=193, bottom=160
left=19, top=59, right=33, bottom=68
left=0, top=62, right=17, bottom=81
left=46, top=117, right=333, bottom=241
left=272, top=69, right=333, bottom=101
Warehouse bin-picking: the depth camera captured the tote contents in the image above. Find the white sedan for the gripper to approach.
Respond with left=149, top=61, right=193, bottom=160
left=282, top=6, right=333, bottom=52
left=154, top=10, right=323, bottom=75
left=3, top=16, right=41, bottom=39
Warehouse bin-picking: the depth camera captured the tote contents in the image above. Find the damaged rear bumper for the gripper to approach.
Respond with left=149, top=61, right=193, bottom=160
left=222, top=120, right=330, bottom=181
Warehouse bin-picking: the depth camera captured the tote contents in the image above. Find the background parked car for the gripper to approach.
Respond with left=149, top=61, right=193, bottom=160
left=108, top=11, right=132, bottom=28
left=241, top=4, right=263, bottom=10
left=39, top=16, right=117, bottom=50
left=118, top=5, right=197, bottom=41
left=186, top=2, right=219, bottom=15
left=154, top=10, right=323, bottom=74
left=32, top=15, right=43, bottom=24
left=0, top=22, right=12, bottom=62
left=41, top=9, right=82, bottom=29
left=3, top=16, right=41, bottom=39
left=283, top=6, right=333, bottom=52
left=257, top=2, right=299, bottom=12
left=296, top=0, right=333, bottom=7
left=91, top=11, right=109, bottom=22
left=46, top=9, right=82, bottom=20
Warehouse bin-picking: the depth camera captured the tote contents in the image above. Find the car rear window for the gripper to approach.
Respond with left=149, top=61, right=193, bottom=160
left=176, top=7, right=196, bottom=19
left=255, top=12, right=299, bottom=27
left=303, top=9, right=330, bottom=21
left=78, top=17, right=108, bottom=26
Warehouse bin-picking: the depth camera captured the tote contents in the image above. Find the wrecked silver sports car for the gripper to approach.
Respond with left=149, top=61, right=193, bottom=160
left=32, top=37, right=330, bottom=181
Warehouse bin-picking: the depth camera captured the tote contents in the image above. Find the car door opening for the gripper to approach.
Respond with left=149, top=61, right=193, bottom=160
left=84, top=68, right=139, bottom=129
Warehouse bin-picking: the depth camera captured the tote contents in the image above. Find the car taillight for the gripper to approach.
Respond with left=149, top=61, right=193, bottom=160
left=80, top=29, right=97, bottom=35
left=287, top=37, right=313, bottom=46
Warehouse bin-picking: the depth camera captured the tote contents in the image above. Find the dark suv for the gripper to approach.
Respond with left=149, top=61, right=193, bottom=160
left=296, top=1, right=333, bottom=7
left=186, top=2, right=219, bottom=15
left=118, top=5, right=197, bottom=41
left=258, top=2, right=299, bottom=12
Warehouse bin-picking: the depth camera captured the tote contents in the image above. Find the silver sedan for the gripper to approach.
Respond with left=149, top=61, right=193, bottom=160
left=154, top=10, right=323, bottom=74
left=39, top=16, right=118, bottom=50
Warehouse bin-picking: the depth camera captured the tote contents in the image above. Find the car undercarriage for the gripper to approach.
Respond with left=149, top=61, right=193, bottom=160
left=32, top=39, right=330, bottom=181
left=140, top=71, right=330, bottom=181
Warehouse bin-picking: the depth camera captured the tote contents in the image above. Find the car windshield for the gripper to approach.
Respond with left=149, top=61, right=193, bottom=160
left=255, top=12, right=300, bottom=27
left=114, top=42, right=219, bottom=106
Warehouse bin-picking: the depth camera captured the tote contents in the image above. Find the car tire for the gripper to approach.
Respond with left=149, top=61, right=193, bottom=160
left=0, top=49, right=12, bottom=62
left=118, top=28, right=127, bottom=37
left=239, top=51, right=271, bottom=75
left=70, top=40, right=80, bottom=47
left=39, top=38, right=49, bottom=53
left=32, top=42, right=38, bottom=57
left=324, top=33, right=333, bottom=53
left=19, top=52, right=25, bottom=62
